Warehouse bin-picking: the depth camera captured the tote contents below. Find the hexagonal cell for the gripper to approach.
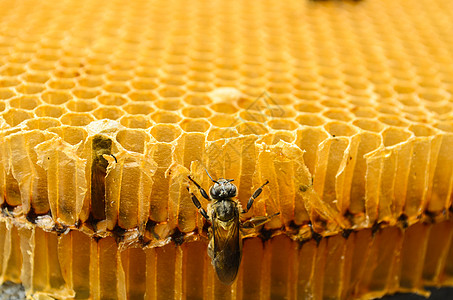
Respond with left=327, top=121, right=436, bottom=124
left=9, top=95, right=39, bottom=110
left=267, top=94, right=293, bottom=106
left=186, top=82, right=213, bottom=93
left=235, top=121, right=269, bottom=136
left=29, top=60, right=54, bottom=71
left=401, top=106, right=430, bottom=122
left=21, top=73, right=50, bottom=84
left=36, top=51, right=59, bottom=62
left=131, top=79, right=158, bottom=90
left=163, top=54, right=187, bottom=65
left=382, top=127, right=412, bottom=147
left=0, top=88, right=16, bottom=100
left=189, top=61, right=214, bottom=73
left=150, top=111, right=182, bottom=124
left=349, top=96, right=375, bottom=107
left=264, top=106, right=295, bottom=119
left=209, top=114, right=237, bottom=128
left=157, top=86, right=186, bottom=98
left=0, top=65, right=25, bottom=76
left=418, top=78, right=443, bottom=89
left=5, top=53, right=29, bottom=65
left=60, top=112, right=96, bottom=126
left=116, top=129, right=149, bottom=154
left=418, top=90, right=446, bottom=103
left=351, top=106, right=377, bottom=118
left=240, top=77, right=267, bottom=89
left=93, top=106, right=125, bottom=120
left=150, top=124, right=182, bottom=143
left=267, top=119, right=298, bottom=131
left=393, top=83, right=416, bottom=94
left=296, top=114, right=326, bottom=126
left=96, top=95, right=126, bottom=107
left=424, top=103, right=452, bottom=116
left=378, top=115, right=409, bottom=127
left=1, top=108, right=34, bottom=127
left=207, top=127, right=239, bottom=141
left=86, top=55, right=110, bottom=66
left=181, top=106, right=212, bottom=118
left=210, top=102, right=238, bottom=114
left=120, top=115, right=152, bottom=129
left=397, top=95, right=421, bottom=107
left=294, top=102, right=323, bottom=113
left=188, top=71, right=214, bottom=83
left=122, top=103, right=154, bottom=116
left=54, top=69, right=81, bottom=78
left=434, top=121, right=453, bottom=133
left=0, top=101, right=5, bottom=112
left=267, top=84, right=292, bottom=94
left=128, top=91, right=158, bottom=102
left=352, top=119, right=385, bottom=133
left=41, top=90, right=72, bottom=104
left=15, top=83, right=45, bottom=94
left=84, top=65, right=107, bottom=76
left=72, top=88, right=101, bottom=99
left=77, top=77, right=103, bottom=88
left=239, top=110, right=268, bottom=123
left=377, top=104, right=400, bottom=116
left=47, top=126, right=88, bottom=145
left=408, top=124, right=437, bottom=137
left=324, top=121, right=358, bottom=137
left=66, top=100, right=98, bottom=112
left=47, top=79, right=76, bottom=90
left=322, top=109, right=353, bottom=122
left=154, top=99, right=183, bottom=111
left=34, top=104, right=67, bottom=118
left=135, top=68, right=158, bottom=79
left=214, top=70, right=237, bottom=81
left=183, top=94, right=212, bottom=105
left=374, top=86, right=396, bottom=98
left=320, top=99, right=349, bottom=109
left=293, top=91, right=322, bottom=102
left=58, top=57, right=82, bottom=68
left=180, top=119, right=210, bottom=133
left=266, top=73, right=292, bottom=84
left=103, top=83, right=130, bottom=94
left=24, top=117, right=61, bottom=130
left=0, top=78, right=20, bottom=87
left=160, top=76, right=186, bottom=86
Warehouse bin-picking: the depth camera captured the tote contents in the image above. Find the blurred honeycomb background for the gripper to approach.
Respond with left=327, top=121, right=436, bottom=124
left=1, top=0, right=453, bottom=299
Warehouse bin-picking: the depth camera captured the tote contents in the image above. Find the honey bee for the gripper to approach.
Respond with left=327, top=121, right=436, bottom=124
left=187, top=170, right=279, bottom=285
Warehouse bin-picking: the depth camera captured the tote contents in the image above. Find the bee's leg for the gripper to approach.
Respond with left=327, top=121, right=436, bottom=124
left=243, top=180, right=269, bottom=213
left=186, top=187, right=210, bottom=220
left=188, top=175, right=210, bottom=200
left=241, top=212, right=280, bottom=229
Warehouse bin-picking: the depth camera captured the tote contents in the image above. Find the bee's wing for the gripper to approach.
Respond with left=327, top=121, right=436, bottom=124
left=212, top=215, right=241, bottom=284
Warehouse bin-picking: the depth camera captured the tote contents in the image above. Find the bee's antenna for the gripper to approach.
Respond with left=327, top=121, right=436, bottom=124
left=227, top=179, right=234, bottom=182
left=205, top=169, right=219, bottom=184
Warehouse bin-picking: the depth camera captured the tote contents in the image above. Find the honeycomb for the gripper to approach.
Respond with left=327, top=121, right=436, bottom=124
left=0, top=0, right=452, bottom=298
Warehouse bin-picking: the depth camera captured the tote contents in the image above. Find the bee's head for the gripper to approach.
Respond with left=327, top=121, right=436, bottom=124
left=210, top=178, right=237, bottom=200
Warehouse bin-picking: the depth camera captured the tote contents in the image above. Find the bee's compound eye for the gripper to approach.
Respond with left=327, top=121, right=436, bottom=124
left=228, top=184, right=237, bottom=197
left=210, top=185, right=220, bottom=199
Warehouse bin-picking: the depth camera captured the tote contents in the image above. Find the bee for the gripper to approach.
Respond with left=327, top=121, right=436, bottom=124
left=187, top=170, right=279, bottom=285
